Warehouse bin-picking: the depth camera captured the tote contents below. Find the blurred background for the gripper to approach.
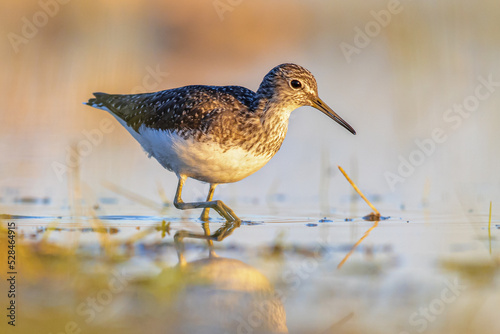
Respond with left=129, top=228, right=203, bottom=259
left=1, top=0, right=499, bottom=217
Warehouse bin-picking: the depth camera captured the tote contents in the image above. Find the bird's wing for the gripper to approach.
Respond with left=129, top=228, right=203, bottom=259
left=85, top=85, right=256, bottom=134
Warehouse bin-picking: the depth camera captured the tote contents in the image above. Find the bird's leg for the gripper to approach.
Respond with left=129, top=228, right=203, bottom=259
left=201, top=222, right=217, bottom=257
left=173, top=176, right=240, bottom=222
left=200, top=183, right=217, bottom=221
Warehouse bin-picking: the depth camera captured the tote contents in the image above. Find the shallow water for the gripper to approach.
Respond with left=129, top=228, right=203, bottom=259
left=1, top=201, right=499, bottom=334
left=2, top=1, right=500, bottom=333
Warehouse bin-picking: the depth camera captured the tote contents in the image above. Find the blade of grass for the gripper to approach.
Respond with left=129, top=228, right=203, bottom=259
left=338, top=166, right=380, bottom=216
left=88, top=208, right=114, bottom=256
left=157, top=182, right=171, bottom=207
left=489, top=201, right=492, bottom=254
left=103, top=181, right=166, bottom=213
left=40, top=220, right=61, bottom=244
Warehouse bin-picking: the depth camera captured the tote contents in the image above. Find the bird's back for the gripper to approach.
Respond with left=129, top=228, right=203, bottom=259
left=86, top=85, right=258, bottom=139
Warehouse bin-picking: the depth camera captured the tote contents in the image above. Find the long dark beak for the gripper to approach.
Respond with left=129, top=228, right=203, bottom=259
left=311, top=98, right=356, bottom=135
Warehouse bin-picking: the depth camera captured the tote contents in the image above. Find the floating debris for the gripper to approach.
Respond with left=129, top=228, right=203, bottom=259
left=80, top=227, right=120, bottom=234
left=14, top=197, right=51, bottom=205
left=241, top=221, right=264, bottom=226
left=363, top=213, right=390, bottom=221
left=155, top=220, right=171, bottom=238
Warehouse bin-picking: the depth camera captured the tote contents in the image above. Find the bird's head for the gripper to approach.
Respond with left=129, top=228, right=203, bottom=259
left=257, top=63, right=356, bottom=135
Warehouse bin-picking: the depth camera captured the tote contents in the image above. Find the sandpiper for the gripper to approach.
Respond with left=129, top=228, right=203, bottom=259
left=86, top=63, right=356, bottom=222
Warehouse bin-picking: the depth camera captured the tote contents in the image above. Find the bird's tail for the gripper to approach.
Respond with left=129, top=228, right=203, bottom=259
left=84, top=92, right=113, bottom=112
left=84, top=92, right=154, bottom=132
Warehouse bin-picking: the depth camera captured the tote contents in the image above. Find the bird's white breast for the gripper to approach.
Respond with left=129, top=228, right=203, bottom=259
left=137, top=126, right=272, bottom=184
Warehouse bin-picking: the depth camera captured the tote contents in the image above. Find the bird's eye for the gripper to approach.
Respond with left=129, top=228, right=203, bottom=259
left=290, top=80, right=302, bottom=89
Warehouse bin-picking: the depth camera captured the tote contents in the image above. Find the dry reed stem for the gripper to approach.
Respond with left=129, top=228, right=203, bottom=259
left=338, top=166, right=380, bottom=216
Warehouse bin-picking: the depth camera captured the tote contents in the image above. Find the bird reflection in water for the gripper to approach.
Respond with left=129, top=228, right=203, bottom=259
left=171, top=222, right=288, bottom=334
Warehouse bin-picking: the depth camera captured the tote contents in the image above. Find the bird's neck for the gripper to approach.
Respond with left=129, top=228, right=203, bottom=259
left=255, top=95, right=296, bottom=131
left=246, top=95, right=296, bottom=158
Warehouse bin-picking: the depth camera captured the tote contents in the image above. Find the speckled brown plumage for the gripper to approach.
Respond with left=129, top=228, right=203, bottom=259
left=86, top=63, right=355, bottom=182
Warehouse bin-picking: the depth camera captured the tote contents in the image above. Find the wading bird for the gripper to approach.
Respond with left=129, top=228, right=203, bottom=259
left=86, top=63, right=355, bottom=222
